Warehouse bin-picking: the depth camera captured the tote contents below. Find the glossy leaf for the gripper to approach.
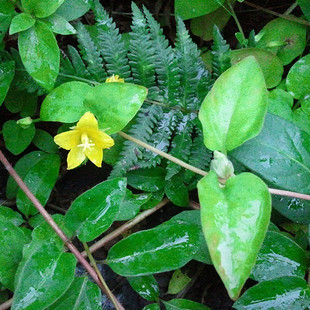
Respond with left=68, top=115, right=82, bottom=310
left=256, top=18, right=307, bottom=65
left=163, top=299, right=210, bottom=310
left=165, top=176, right=189, bottom=207
left=12, top=243, right=76, bottom=310
left=18, top=21, right=60, bottom=91
left=175, top=0, right=225, bottom=20
left=167, top=269, right=191, bottom=295
left=2, top=120, right=35, bottom=155
left=127, top=167, right=166, bottom=192
left=65, top=178, right=127, bottom=242
left=233, top=276, right=310, bottom=310
left=42, top=14, right=76, bottom=35
left=0, top=60, right=15, bottom=105
left=55, top=0, right=91, bottom=21
left=32, top=129, right=58, bottom=153
left=230, top=48, right=283, bottom=88
left=106, top=220, right=200, bottom=276
left=199, top=56, right=268, bottom=153
left=21, top=0, right=65, bottom=18
left=40, top=81, right=91, bottom=122
left=47, top=277, right=102, bottom=310
left=16, top=153, right=60, bottom=216
left=115, top=190, right=151, bottom=221
left=0, top=206, right=24, bottom=226
left=231, top=113, right=310, bottom=194
left=84, top=83, right=148, bottom=134
left=6, top=151, right=46, bottom=199
left=0, top=0, right=15, bottom=41
left=197, top=171, right=271, bottom=300
left=143, top=304, right=160, bottom=310
left=252, top=231, right=308, bottom=282
left=128, top=275, right=159, bottom=301
left=272, top=196, right=310, bottom=224
left=9, top=13, right=35, bottom=35
left=286, top=53, right=310, bottom=100
left=297, top=0, right=310, bottom=20
left=0, top=220, right=30, bottom=290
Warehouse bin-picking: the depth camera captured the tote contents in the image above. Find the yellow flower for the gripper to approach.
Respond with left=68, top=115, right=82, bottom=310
left=54, top=112, right=114, bottom=170
left=105, top=74, right=125, bottom=83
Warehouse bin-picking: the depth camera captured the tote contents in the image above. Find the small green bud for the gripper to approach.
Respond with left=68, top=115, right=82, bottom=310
left=210, top=151, right=234, bottom=180
left=16, top=117, right=32, bottom=129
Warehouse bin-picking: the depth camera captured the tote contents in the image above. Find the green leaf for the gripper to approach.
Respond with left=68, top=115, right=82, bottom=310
left=106, top=221, right=200, bottom=276
left=0, top=220, right=30, bottom=290
left=199, top=56, right=268, bottom=153
left=55, top=0, right=91, bottom=21
left=47, top=277, right=102, bottom=309
left=42, top=14, right=76, bottom=35
left=297, top=0, right=310, bottom=20
left=256, top=18, right=307, bottom=65
left=0, top=0, right=15, bottom=42
left=40, top=81, right=91, bottom=122
left=9, top=13, right=35, bottom=35
left=230, top=113, right=310, bottom=194
left=6, top=151, right=46, bottom=199
left=115, top=190, right=151, bottom=221
left=163, top=299, right=210, bottom=310
left=18, top=21, right=60, bottom=91
left=65, top=178, right=127, bottom=242
left=32, top=129, right=58, bottom=153
left=12, top=243, right=76, bottom=310
left=233, top=276, right=310, bottom=310
left=0, top=60, right=15, bottom=105
left=230, top=48, right=283, bottom=88
left=128, top=275, right=159, bottom=301
left=0, top=206, right=24, bottom=226
left=286, top=53, right=310, bottom=100
left=16, top=153, right=60, bottom=216
left=175, top=0, right=225, bottom=20
left=197, top=171, right=271, bottom=300
left=3, top=120, right=35, bottom=155
left=84, top=82, right=148, bottom=134
left=127, top=167, right=166, bottom=192
left=165, top=176, right=189, bottom=207
left=252, top=231, right=308, bottom=282
left=272, top=196, right=310, bottom=224
left=21, top=0, right=65, bottom=18
left=143, top=304, right=160, bottom=310
left=167, top=269, right=191, bottom=295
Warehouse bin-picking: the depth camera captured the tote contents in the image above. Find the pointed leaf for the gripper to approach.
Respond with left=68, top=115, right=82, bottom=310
left=0, top=60, right=15, bottom=105
left=84, top=83, right=148, bottom=134
left=65, top=178, right=127, bottom=242
left=55, top=0, right=91, bottom=21
left=9, top=13, right=35, bottom=35
left=21, top=0, right=65, bottom=18
left=18, top=21, right=60, bottom=91
left=197, top=171, right=271, bottom=299
left=199, top=56, right=268, bottom=152
left=42, top=14, right=76, bottom=35
left=163, top=299, right=210, bottom=310
left=128, top=275, right=159, bottom=301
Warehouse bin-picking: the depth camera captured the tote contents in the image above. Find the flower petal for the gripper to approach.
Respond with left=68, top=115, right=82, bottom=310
left=54, top=130, right=80, bottom=150
left=67, top=147, right=86, bottom=170
left=86, top=128, right=115, bottom=149
left=76, top=112, right=98, bottom=130
left=85, top=146, right=103, bottom=168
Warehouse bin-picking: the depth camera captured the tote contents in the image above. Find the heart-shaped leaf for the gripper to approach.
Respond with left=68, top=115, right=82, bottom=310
left=197, top=171, right=271, bottom=300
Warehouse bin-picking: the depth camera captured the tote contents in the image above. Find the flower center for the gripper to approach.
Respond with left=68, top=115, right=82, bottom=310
left=78, top=133, right=95, bottom=152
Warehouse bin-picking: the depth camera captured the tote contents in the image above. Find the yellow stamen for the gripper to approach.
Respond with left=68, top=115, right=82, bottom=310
left=77, top=133, right=95, bottom=152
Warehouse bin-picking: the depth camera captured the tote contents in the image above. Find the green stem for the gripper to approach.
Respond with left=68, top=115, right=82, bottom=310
left=284, top=2, right=298, bottom=15
left=83, top=242, right=124, bottom=310
left=227, top=1, right=245, bottom=40
left=57, top=73, right=100, bottom=85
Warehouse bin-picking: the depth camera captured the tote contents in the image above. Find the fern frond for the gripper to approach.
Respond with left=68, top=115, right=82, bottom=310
left=110, top=104, right=163, bottom=177
left=143, top=6, right=180, bottom=106
left=212, top=25, right=231, bottom=79
left=139, top=110, right=179, bottom=168
left=165, top=113, right=194, bottom=180
left=128, top=3, right=157, bottom=99
left=175, top=17, right=210, bottom=110
left=76, top=22, right=107, bottom=82
left=93, top=0, right=131, bottom=80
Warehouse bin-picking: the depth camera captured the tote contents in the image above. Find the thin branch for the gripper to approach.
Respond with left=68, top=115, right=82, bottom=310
left=118, top=132, right=310, bottom=201
left=243, top=1, right=310, bottom=26
left=82, top=198, right=170, bottom=256
left=0, top=298, right=12, bottom=310
left=0, top=150, right=124, bottom=309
